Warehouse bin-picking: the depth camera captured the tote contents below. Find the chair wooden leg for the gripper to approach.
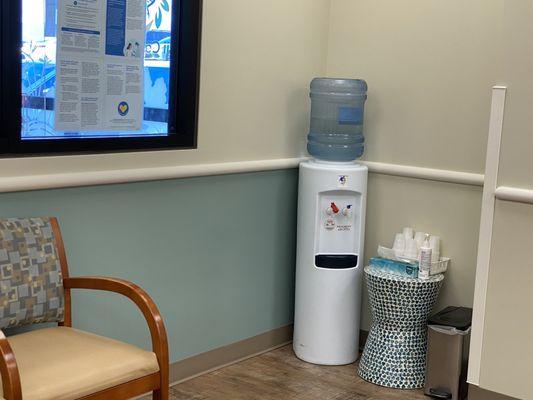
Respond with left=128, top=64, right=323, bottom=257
left=154, top=356, right=169, bottom=400
left=153, top=386, right=169, bottom=400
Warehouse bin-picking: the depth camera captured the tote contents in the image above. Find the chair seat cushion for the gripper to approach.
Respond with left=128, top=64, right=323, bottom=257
left=1, top=327, right=159, bottom=400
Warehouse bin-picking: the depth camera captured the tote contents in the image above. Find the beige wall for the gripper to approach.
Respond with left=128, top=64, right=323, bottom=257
left=478, top=3, right=533, bottom=399
left=327, top=0, right=503, bottom=173
left=497, top=1, right=533, bottom=188
left=326, top=0, right=498, bottom=328
left=0, top=0, right=330, bottom=177
left=362, top=173, right=482, bottom=329
left=480, top=201, right=533, bottom=400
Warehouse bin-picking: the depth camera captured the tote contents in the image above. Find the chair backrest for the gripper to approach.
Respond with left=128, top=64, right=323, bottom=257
left=0, top=217, right=65, bottom=329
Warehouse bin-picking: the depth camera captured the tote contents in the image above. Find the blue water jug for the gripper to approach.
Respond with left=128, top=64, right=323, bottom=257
left=307, top=78, right=368, bottom=162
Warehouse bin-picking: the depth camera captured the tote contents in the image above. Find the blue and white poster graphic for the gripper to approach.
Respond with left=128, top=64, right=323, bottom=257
left=55, top=0, right=145, bottom=132
left=106, top=0, right=127, bottom=56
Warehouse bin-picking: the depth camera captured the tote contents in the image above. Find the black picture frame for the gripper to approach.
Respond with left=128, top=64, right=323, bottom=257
left=0, top=0, right=202, bottom=156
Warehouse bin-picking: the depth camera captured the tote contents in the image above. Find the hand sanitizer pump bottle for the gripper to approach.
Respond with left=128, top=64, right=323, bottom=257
left=293, top=78, right=369, bottom=365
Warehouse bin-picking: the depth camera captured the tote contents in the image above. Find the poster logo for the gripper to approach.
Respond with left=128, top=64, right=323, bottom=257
left=118, top=102, right=130, bottom=116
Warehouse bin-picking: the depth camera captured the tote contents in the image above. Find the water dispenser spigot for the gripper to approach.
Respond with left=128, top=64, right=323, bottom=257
left=330, top=202, right=340, bottom=214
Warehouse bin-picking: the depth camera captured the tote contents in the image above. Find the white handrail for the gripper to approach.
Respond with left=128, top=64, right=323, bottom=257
left=495, top=186, right=533, bottom=205
left=362, top=161, right=484, bottom=186
left=0, top=158, right=304, bottom=194
left=0, top=158, right=486, bottom=194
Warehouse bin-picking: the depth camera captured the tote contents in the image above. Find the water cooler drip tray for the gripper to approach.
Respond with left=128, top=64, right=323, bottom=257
left=315, top=254, right=358, bottom=269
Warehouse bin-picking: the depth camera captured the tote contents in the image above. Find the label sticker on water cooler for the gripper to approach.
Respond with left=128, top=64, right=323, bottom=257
left=324, top=220, right=352, bottom=233
left=338, top=175, right=349, bottom=188
left=336, top=224, right=352, bottom=232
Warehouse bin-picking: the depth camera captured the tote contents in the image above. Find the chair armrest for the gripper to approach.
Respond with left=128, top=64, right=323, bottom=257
left=0, top=331, right=22, bottom=400
left=63, top=277, right=169, bottom=371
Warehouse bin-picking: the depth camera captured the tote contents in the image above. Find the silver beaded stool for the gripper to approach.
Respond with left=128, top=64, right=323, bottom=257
left=358, top=267, right=444, bottom=389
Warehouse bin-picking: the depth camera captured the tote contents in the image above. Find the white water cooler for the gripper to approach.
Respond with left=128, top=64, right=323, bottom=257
left=293, top=160, right=368, bottom=365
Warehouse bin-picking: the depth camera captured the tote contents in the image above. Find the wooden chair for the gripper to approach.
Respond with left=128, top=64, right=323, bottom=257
left=0, top=218, right=169, bottom=400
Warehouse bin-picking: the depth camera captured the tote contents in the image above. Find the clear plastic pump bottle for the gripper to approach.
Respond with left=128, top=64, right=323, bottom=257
left=307, top=78, right=368, bottom=162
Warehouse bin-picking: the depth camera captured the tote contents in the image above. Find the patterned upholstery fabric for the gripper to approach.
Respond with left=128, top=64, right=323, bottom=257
left=0, top=218, right=64, bottom=329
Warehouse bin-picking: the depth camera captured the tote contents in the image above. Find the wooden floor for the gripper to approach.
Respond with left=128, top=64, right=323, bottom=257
left=146, top=345, right=427, bottom=400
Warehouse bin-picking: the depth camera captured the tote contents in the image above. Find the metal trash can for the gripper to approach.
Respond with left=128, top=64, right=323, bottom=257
left=425, top=307, right=473, bottom=400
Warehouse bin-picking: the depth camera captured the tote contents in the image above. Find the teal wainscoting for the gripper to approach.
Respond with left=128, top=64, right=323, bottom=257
left=0, top=169, right=298, bottom=363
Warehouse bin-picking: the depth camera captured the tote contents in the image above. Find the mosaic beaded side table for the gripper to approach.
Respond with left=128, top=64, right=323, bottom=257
left=358, top=267, right=444, bottom=389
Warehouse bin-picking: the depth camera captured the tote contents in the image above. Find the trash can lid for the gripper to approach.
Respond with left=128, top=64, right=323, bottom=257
left=428, top=306, right=473, bottom=331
